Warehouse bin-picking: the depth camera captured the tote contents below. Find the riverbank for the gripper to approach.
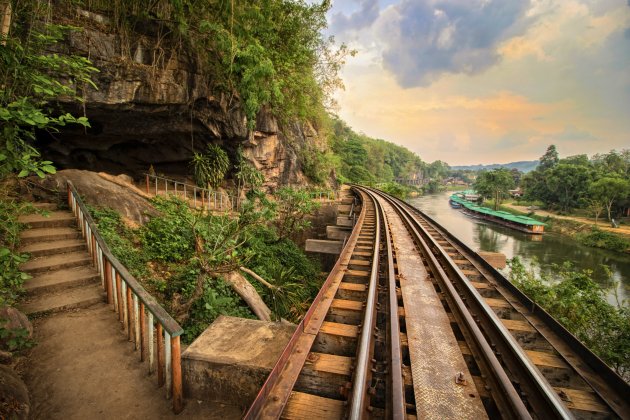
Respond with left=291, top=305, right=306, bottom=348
left=500, top=202, right=630, bottom=254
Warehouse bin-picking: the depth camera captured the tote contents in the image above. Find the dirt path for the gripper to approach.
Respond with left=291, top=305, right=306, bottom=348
left=503, top=203, right=630, bottom=238
left=21, top=304, right=242, bottom=420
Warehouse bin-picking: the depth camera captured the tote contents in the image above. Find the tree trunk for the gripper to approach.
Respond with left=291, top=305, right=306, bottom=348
left=0, top=2, right=11, bottom=45
left=224, top=271, right=272, bottom=321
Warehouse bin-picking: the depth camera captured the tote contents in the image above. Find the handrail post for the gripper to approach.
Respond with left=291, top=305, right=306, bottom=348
left=157, top=323, right=165, bottom=387
left=145, top=174, right=149, bottom=194
left=172, top=336, right=184, bottom=413
left=140, top=303, right=146, bottom=361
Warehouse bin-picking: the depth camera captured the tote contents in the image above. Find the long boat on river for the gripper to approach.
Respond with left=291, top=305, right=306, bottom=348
left=450, top=193, right=546, bottom=234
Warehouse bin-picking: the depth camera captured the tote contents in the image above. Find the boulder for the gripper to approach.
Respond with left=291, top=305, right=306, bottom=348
left=30, top=169, right=157, bottom=224
left=0, top=365, right=30, bottom=420
left=0, top=307, right=33, bottom=348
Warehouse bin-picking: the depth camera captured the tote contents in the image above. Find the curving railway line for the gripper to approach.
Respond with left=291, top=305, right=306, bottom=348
left=244, top=186, right=630, bottom=419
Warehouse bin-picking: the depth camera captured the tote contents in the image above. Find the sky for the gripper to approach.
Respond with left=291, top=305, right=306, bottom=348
left=326, top=0, right=630, bottom=166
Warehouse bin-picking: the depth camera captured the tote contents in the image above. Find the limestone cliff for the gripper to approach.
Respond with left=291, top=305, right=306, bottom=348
left=39, top=7, right=313, bottom=189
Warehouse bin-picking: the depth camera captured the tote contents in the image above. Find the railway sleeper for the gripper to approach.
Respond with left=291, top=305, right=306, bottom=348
left=327, top=299, right=364, bottom=325
left=282, top=391, right=344, bottom=420
left=336, top=282, right=367, bottom=300
left=313, top=321, right=359, bottom=357
left=295, top=352, right=352, bottom=400
left=343, top=269, right=370, bottom=284
left=348, top=259, right=372, bottom=271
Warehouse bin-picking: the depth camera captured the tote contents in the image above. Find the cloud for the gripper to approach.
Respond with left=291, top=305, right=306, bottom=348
left=330, top=0, right=380, bottom=34
left=378, top=0, right=534, bottom=87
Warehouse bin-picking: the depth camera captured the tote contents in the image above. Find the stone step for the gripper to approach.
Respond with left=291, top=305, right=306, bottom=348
left=18, top=284, right=103, bottom=316
left=20, top=239, right=86, bottom=258
left=25, top=266, right=100, bottom=296
left=18, top=211, right=75, bottom=228
left=32, top=203, right=58, bottom=211
left=20, top=227, right=82, bottom=245
left=20, top=251, right=93, bottom=274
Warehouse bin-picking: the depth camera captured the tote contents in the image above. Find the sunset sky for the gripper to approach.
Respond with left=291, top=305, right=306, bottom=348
left=326, top=0, right=630, bottom=166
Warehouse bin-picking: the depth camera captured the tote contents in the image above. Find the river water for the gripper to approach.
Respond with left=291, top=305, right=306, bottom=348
left=407, top=191, right=630, bottom=305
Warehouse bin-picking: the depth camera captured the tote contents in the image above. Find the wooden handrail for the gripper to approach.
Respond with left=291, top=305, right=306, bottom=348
left=67, top=181, right=184, bottom=413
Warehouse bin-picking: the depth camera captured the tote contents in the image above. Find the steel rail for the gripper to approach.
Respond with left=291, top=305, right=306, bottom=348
left=398, top=197, right=630, bottom=418
left=357, top=186, right=533, bottom=419
left=244, top=188, right=370, bottom=419
left=381, top=195, right=406, bottom=419
left=369, top=187, right=574, bottom=419
left=348, top=192, right=382, bottom=419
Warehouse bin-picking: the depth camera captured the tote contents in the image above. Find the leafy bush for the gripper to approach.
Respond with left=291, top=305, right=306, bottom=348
left=575, top=227, right=630, bottom=252
left=508, top=258, right=630, bottom=379
left=0, top=192, right=32, bottom=305
left=141, top=196, right=195, bottom=262
left=89, top=206, right=148, bottom=278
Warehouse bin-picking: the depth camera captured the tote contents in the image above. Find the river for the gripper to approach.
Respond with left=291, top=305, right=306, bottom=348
left=407, top=191, right=630, bottom=306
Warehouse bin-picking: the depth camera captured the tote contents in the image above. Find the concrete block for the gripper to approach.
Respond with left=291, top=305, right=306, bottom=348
left=182, top=316, right=295, bottom=410
left=305, top=239, right=343, bottom=254
left=337, top=216, right=353, bottom=227
left=326, top=225, right=351, bottom=240
left=478, top=251, right=507, bottom=269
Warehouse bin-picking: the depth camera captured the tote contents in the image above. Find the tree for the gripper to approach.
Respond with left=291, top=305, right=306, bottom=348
left=274, top=187, right=321, bottom=240
left=539, top=144, right=559, bottom=171
left=190, top=144, right=230, bottom=190
left=589, top=177, right=630, bottom=221
left=474, top=169, right=515, bottom=210
left=545, top=163, right=593, bottom=212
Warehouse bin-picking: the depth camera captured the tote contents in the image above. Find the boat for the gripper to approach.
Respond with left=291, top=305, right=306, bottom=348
left=449, top=192, right=545, bottom=234
left=449, top=199, right=462, bottom=209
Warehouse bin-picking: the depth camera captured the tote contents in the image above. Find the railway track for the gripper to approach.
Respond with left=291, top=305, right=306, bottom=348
left=244, top=186, right=629, bottom=419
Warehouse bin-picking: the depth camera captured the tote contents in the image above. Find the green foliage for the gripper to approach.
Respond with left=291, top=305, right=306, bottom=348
left=274, top=187, right=321, bottom=240
left=141, top=196, right=194, bottom=262
left=0, top=320, right=35, bottom=352
left=89, top=206, right=148, bottom=278
left=0, top=21, right=97, bottom=178
left=377, top=182, right=414, bottom=199
left=330, top=117, right=426, bottom=184
left=190, top=144, right=230, bottom=189
left=575, top=227, right=630, bottom=252
left=0, top=192, right=32, bottom=305
left=522, top=146, right=630, bottom=217
left=474, top=168, right=515, bottom=210
left=235, top=148, right=265, bottom=194
left=245, top=225, right=322, bottom=322
left=508, top=258, right=629, bottom=379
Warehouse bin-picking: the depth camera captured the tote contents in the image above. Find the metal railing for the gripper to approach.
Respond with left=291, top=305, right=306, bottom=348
left=145, top=173, right=238, bottom=212
left=67, top=181, right=184, bottom=414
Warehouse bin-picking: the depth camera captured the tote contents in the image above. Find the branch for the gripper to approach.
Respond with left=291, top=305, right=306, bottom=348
left=240, top=266, right=279, bottom=290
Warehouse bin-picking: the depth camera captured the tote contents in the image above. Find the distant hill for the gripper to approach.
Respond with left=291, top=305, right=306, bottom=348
left=451, top=160, right=539, bottom=173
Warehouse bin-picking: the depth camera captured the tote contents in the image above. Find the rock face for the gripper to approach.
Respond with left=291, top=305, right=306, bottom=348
left=39, top=7, right=310, bottom=188
left=32, top=169, right=158, bottom=224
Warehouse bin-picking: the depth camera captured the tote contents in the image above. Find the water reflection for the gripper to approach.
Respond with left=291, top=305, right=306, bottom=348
left=408, top=191, right=629, bottom=305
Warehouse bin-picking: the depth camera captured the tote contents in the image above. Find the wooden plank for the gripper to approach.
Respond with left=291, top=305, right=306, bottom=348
left=338, top=283, right=366, bottom=292
left=345, top=269, right=369, bottom=278
left=525, top=350, right=568, bottom=369
left=348, top=259, right=370, bottom=266
left=501, top=318, right=535, bottom=333
left=553, top=387, right=609, bottom=413
left=485, top=298, right=512, bottom=309
left=331, top=299, right=363, bottom=312
left=282, top=392, right=345, bottom=419
left=471, top=281, right=490, bottom=289
left=320, top=321, right=359, bottom=338
left=306, top=352, right=352, bottom=376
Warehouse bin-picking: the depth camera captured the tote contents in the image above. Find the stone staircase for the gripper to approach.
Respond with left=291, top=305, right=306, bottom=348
left=18, top=203, right=103, bottom=316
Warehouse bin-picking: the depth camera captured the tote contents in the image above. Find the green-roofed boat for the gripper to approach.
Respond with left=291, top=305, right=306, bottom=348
left=449, top=192, right=546, bottom=234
